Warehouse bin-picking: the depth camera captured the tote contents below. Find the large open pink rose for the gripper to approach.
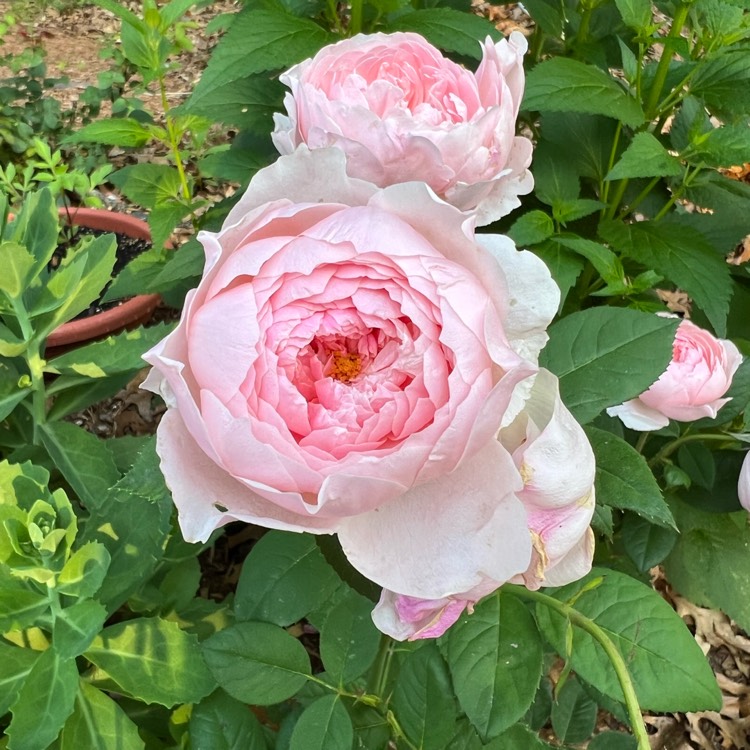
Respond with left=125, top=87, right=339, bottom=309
left=272, top=32, right=533, bottom=225
left=143, top=148, right=593, bottom=621
left=607, top=318, right=742, bottom=431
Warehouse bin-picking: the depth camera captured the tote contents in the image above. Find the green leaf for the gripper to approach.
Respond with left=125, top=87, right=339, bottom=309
left=540, top=113, right=619, bottom=183
left=64, top=118, right=152, bottom=148
left=0, top=640, right=39, bottom=716
left=190, top=689, right=267, bottom=750
left=85, top=617, right=216, bottom=707
left=534, top=568, right=722, bottom=711
left=557, top=236, right=626, bottom=288
left=585, top=426, right=675, bottom=527
left=79, top=447, right=172, bottom=609
left=531, top=243, right=585, bottom=311
left=550, top=677, right=597, bottom=744
left=0, top=360, right=31, bottom=422
left=33, top=234, right=118, bottom=332
left=508, top=211, right=555, bottom=246
left=386, top=9, right=500, bottom=57
left=46, top=372, right=133, bottom=422
left=319, top=588, right=381, bottom=685
left=615, top=0, right=653, bottom=29
left=0, top=242, right=36, bottom=300
left=620, top=514, right=677, bottom=573
left=0, top=322, right=26, bottom=357
left=532, top=143, right=580, bottom=207
left=182, top=74, right=284, bottom=132
left=57, top=541, right=111, bottom=599
left=539, top=307, right=679, bottom=423
left=46, top=323, right=173, bottom=379
left=6, top=648, right=78, bottom=750
left=521, top=0, right=563, bottom=35
left=289, top=695, right=354, bottom=750
left=443, top=592, right=543, bottom=740
left=148, top=204, right=189, bottom=254
left=235, top=531, right=342, bottom=626
left=485, top=724, right=555, bottom=749
left=202, top=621, right=311, bottom=705
left=187, top=8, right=332, bottom=113
left=0, top=582, right=51, bottom=632
left=687, top=122, right=750, bottom=168
left=391, top=643, right=459, bottom=750
left=691, top=48, right=750, bottom=116
left=523, top=58, right=645, bottom=127
left=606, top=132, right=683, bottom=180
left=59, top=681, right=144, bottom=750
left=9, top=189, right=58, bottom=277
left=109, top=165, right=184, bottom=210
left=599, top=218, right=732, bottom=336
left=664, top=502, right=750, bottom=632
left=39, top=421, right=120, bottom=510
left=54, top=600, right=108, bottom=659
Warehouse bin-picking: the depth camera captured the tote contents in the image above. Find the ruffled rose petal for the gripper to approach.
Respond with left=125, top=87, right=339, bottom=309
left=337, top=440, right=531, bottom=599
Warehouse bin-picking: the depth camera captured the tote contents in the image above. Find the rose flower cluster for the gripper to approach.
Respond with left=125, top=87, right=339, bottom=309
left=141, top=31, right=740, bottom=640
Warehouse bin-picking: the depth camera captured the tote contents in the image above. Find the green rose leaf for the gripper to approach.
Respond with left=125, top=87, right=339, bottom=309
left=235, top=531, right=342, bottom=626
left=539, top=307, right=679, bottom=423
left=443, top=592, right=543, bottom=740
left=533, top=568, right=722, bottom=711
left=664, top=502, right=750, bottom=634
left=189, top=689, right=267, bottom=750
left=289, top=695, right=354, bottom=750
left=202, top=621, right=311, bottom=705
left=585, top=426, right=675, bottom=528
left=550, top=677, right=597, bottom=744
left=391, top=642, right=459, bottom=750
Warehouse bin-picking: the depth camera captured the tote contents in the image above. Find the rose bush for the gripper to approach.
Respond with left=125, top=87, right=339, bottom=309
left=143, top=148, right=594, bottom=626
left=607, top=318, right=743, bottom=431
left=272, top=31, right=533, bottom=225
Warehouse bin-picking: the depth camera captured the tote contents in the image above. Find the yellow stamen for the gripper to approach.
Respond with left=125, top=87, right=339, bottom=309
left=329, top=352, right=362, bottom=383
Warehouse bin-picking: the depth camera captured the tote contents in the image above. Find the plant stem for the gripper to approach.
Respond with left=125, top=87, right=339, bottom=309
left=349, top=0, right=363, bottom=35
left=605, top=178, right=630, bottom=221
left=648, top=432, right=734, bottom=467
left=635, top=432, right=650, bottom=453
left=159, top=76, right=192, bottom=203
left=616, top=175, right=660, bottom=220
left=644, top=2, right=691, bottom=118
left=306, top=674, right=380, bottom=706
left=11, top=297, right=46, bottom=442
left=367, top=634, right=395, bottom=697
left=505, top=586, right=651, bottom=750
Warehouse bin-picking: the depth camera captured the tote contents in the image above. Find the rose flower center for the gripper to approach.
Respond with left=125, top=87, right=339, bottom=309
left=326, top=351, right=363, bottom=383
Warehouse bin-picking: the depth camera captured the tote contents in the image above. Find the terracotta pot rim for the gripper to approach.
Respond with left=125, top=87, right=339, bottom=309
left=45, top=207, right=161, bottom=350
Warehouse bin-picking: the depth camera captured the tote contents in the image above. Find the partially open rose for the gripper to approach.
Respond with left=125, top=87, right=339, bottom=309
left=143, top=148, right=593, bottom=623
left=607, top=318, right=742, bottom=431
left=272, top=32, right=533, bottom=225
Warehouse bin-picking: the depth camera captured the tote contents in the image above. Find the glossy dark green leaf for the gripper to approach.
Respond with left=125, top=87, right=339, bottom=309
left=443, top=593, right=543, bottom=740
left=189, top=689, right=267, bottom=750
left=550, top=677, right=597, bottom=744
left=289, top=695, right=353, bottom=750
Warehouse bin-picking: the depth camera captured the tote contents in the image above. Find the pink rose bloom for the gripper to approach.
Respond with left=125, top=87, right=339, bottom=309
left=374, top=371, right=595, bottom=640
left=272, top=32, right=533, bottom=225
left=143, top=148, right=593, bottom=624
left=607, top=319, right=743, bottom=431
left=740, top=453, right=750, bottom=512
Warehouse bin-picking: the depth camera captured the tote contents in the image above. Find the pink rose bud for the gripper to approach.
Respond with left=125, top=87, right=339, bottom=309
left=142, top=149, right=594, bottom=632
left=740, top=453, right=750, bottom=512
left=272, top=32, right=533, bottom=225
left=607, top=319, right=743, bottom=431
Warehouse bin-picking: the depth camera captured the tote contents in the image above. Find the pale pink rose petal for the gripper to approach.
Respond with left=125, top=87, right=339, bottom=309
left=337, top=440, right=531, bottom=600
left=372, top=590, right=469, bottom=641
left=606, top=399, right=670, bottom=431
left=272, top=32, right=532, bottom=224
left=739, top=452, right=750, bottom=512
